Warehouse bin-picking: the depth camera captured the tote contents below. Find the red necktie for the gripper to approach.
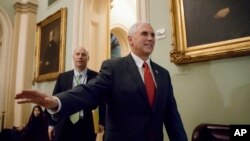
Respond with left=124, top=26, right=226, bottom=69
left=143, top=62, right=156, bottom=107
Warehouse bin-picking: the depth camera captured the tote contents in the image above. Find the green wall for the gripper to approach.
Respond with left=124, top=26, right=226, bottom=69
left=0, top=0, right=14, bottom=22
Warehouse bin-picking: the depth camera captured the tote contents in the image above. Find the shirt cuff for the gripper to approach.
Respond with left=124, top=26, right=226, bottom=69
left=47, top=96, right=61, bottom=114
left=49, top=125, right=55, bottom=130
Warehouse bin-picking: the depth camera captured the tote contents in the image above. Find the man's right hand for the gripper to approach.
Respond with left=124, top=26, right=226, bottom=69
left=15, top=89, right=59, bottom=109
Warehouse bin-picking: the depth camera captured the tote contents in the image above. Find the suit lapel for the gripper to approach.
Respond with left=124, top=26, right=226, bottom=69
left=86, top=69, right=95, bottom=82
left=150, top=62, right=161, bottom=111
left=67, top=70, right=74, bottom=89
left=125, top=55, right=151, bottom=109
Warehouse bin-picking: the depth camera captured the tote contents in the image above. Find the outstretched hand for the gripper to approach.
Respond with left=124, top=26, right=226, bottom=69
left=15, top=89, right=59, bottom=109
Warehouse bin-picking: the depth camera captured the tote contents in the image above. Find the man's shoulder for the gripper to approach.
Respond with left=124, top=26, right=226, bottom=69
left=58, top=70, right=74, bottom=77
left=87, top=69, right=98, bottom=75
left=104, top=54, right=130, bottom=64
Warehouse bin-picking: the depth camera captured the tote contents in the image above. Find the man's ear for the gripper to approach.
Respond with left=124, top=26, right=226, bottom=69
left=128, top=36, right=133, bottom=45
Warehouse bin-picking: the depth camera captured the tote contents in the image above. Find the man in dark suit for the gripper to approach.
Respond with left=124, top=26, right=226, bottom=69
left=16, top=22, right=188, bottom=141
left=47, top=47, right=105, bottom=141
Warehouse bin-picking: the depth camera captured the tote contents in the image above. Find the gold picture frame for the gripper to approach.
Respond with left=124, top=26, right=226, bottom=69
left=34, top=8, right=67, bottom=82
left=169, top=0, right=250, bottom=64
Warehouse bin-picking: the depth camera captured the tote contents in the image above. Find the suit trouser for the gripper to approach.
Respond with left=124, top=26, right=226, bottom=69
left=57, top=119, right=96, bottom=141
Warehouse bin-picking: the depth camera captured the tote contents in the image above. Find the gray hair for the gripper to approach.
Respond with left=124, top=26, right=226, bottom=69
left=128, top=21, right=151, bottom=36
left=73, top=46, right=89, bottom=56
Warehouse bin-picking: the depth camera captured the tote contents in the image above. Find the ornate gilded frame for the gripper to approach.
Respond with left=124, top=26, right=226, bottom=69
left=34, top=8, right=67, bottom=82
left=169, top=0, right=250, bottom=64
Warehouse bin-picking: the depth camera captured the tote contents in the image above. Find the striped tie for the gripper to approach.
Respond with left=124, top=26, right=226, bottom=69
left=70, top=74, right=82, bottom=124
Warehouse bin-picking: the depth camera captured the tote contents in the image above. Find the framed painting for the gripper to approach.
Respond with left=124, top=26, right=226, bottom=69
left=34, top=8, right=67, bottom=82
left=169, top=0, right=250, bottom=64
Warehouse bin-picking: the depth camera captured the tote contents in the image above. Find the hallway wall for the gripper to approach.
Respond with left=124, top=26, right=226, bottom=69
left=0, top=0, right=14, bottom=22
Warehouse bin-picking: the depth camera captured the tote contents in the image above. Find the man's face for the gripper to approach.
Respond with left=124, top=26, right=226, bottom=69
left=128, top=23, right=155, bottom=59
left=49, top=31, right=54, bottom=42
left=73, top=48, right=89, bottom=70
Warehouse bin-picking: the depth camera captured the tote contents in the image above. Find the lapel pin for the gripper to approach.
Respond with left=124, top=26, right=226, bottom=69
left=155, top=70, right=158, bottom=74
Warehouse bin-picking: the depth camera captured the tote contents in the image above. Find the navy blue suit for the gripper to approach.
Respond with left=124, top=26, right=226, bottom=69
left=54, top=54, right=187, bottom=141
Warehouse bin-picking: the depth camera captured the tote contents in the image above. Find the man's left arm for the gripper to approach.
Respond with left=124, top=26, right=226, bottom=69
left=163, top=72, right=188, bottom=141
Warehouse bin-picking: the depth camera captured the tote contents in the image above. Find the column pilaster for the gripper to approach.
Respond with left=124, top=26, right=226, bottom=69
left=12, top=0, right=38, bottom=127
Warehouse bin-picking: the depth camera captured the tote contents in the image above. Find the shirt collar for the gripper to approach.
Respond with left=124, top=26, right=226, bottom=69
left=74, top=68, right=87, bottom=77
left=131, top=52, right=151, bottom=68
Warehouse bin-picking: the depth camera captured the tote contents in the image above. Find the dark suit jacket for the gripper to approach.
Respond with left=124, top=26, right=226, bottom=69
left=48, top=69, right=105, bottom=141
left=55, top=54, right=187, bottom=141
